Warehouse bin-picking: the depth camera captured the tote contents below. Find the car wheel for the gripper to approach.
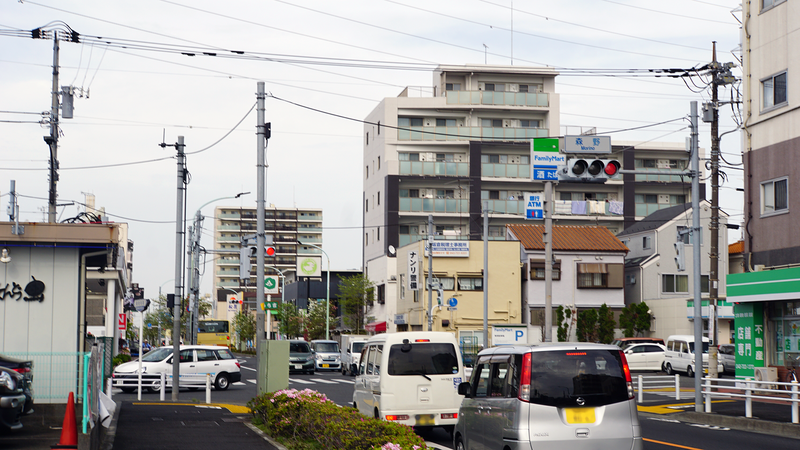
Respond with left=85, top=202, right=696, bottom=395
left=215, top=373, right=230, bottom=390
left=665, top=363, right=673, bottom=375
left=455, top=436, right=465, bottom=450
left=120, top=387, right=135, bottom=394
left=686, top=365, right=695, bottom=378
left=148, top=380, right=162, bottom=393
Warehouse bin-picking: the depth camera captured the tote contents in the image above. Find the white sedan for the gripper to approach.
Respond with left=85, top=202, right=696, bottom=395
left=623, top=343, right=666, bottom=372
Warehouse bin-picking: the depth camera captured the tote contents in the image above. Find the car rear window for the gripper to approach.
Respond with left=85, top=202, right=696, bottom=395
left=528, top=349, right=628, bottom=407
left=387, top=342, right=459, bottom=375
left=313, top=342, right=339, bottom=352
left=216, top=349, right=235, bottom=360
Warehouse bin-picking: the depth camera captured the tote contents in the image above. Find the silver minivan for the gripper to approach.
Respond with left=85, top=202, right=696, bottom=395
left=453, top=343, right=642, bottom=450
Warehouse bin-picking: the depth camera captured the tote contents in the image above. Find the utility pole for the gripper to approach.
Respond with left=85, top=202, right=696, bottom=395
left=690, top=102, right=704, bottom=412
left=483, top=201, right=489, bottom=347
left=47, top=31, right=60, bottom=223
left=707, top=42, right=722, bottom=379
left=170, top=136, right=186, bottom=401
left=255, top=82, right=267, bottom=394
left=427, top=214, right=434, bottom=332
left=544, top=181, right=553, bottom=342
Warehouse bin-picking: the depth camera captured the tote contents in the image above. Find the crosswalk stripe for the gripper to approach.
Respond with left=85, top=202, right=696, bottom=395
left=309, top=378, right=337, bottom=384
left=331, top=378, right=355, bottom=384
left=289, top=378, right=314, bottom=384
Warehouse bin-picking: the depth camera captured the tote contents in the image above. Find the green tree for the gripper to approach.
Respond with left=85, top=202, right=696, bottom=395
left=305, top=300, right=337, bottom=340
left=338, top=274, right=374, bottom=331
left=232, top=310, right=256, bottom=349
left=619, top=302, right=652, bottom=337
left=275, top=303, right=304, bottom=339
left=556, top=305, right=571, bottom=342
left=597, top=303, right=616, bottom=344
left=576, top=309, right=598, bottom=342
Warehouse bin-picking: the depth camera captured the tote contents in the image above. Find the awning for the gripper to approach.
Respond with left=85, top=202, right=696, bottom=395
left=365, top=321, right=387, bottom=333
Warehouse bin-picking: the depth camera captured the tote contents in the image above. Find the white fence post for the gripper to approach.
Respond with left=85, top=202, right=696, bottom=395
left=107, top=378, right=113, bottom=400
left=792, top=381, right=798, bottom=424
left=704, top=377, right=712, bottom=413
left=206, top=373, right=212, bottom=404
left=745, top=378, right=752, bottom=418
left=638, top=375, right=643, bottom=403
left=675, top=374, right=681, bottom=400
left=160, top=372, right=166, bottom=401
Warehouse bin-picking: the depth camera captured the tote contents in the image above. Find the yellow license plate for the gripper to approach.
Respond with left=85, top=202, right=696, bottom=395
left=415, top=414, right=435, bottom=426
left=565, top=408, right=596, bottom=424
left=322, top=364, right=329, bottom=368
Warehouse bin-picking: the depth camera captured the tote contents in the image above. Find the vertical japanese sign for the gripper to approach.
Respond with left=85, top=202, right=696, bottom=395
left=118, top=313, right=126, bottom=332
left=530, top=138, right=563, bottom=181
left=407, top=250, right=421, bottom=291
left=733, top=302, right=764, bottom=378
left=525, top=192, right=544, bottom=219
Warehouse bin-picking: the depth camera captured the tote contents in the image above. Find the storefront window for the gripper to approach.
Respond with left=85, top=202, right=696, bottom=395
left=768, top=301, right=800, bottom=367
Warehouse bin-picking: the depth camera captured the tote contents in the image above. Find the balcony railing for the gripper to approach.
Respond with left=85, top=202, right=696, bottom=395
left=634, top=168, right=690, bottom=183
left=482, top=163, right=530, bottom=179
left=398, top=126, right=548, bottom=142
left=446, top=90, right=549, bottom=107
left=399, top=161, right=469, bottom=177
left=399, top=198, right=470, bottom=214
left=217, top=236, right=239, bottom=242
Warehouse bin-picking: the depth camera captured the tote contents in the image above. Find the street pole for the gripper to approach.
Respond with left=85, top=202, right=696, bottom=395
left=256, top=81, right=267, bottom=395
left=427, top=214, right=434, bottom=332
left=483, top=201, right=489, bottom=347
left=171, top=136, right=186, bottom=401
left=708, top=42, right=721, bottom=379
left=47, top=31, right=60, bottom=223
left=690, top=102, right=704, bottom=412
left=544, top=181, right=553, bottom=342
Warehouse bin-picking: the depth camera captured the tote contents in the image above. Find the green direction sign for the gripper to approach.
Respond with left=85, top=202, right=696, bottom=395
left=264, top=276, right=279, bottom=294
left=263, top=301, right=279, bottom=311
left=733, top=302, right=765, bottom=378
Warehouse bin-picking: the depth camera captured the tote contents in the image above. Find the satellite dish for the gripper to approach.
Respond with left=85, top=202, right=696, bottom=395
left=388, top=245, right=396, bottom=256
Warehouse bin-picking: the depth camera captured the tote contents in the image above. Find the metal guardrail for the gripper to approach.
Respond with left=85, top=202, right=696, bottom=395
left=109, top=372, right=218, bottom=404
left=635, top=374, right=682, bottom=403
left=701, top=377, right=800, bottom=424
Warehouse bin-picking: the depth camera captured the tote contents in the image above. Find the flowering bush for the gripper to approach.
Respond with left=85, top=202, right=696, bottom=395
left=247, top=388, right=428, bottom=450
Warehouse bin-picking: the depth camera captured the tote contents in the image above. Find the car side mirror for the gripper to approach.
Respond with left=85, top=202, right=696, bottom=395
left=458, top=381, right=471, bottom=397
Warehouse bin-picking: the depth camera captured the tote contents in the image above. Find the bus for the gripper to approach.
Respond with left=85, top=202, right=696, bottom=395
left=197, top=320, right=231, bottom=346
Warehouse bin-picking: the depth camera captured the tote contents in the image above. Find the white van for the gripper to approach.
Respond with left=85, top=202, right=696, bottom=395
left=663, top=334, right=723, bottom=377
left=353, top=331, right=464, bottom=434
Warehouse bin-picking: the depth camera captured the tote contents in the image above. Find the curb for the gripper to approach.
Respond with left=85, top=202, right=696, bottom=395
left=100, top=401, right=122, bottom=450
left=243, top=422, right=288, bottom=450
left=676, top=411, right=800, bottom=440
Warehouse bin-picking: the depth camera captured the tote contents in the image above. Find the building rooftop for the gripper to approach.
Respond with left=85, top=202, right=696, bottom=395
left=616, top=203, right=693, bottom=237
left=507, top=224, right=629, bottom=253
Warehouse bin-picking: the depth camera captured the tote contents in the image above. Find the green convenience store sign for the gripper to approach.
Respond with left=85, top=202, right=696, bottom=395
left=732, top=303, right=764, bottom=378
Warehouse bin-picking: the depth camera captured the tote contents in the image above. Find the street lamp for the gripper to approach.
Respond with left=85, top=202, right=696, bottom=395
left=299, top=241, right=330, bottom=340
left=188, top=192, right=249, bottom=344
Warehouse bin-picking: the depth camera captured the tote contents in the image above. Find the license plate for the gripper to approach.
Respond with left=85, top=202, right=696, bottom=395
left=565, top=408, right=596, bottom=424
left=415, top=414, right=435, bottom=426
left=294, top=364, right=301, bottom=370
left=322, top=364, right=329, bottom=368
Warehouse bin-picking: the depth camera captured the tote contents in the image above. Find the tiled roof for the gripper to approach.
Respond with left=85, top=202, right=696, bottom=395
left=729, top=240, right=744, bottom=255
left=507, top=224, right=629, bottom=253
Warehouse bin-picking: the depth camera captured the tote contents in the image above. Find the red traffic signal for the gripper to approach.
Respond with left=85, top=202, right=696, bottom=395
left=604, top=160, right=620, bottom=177
left=266, top=246, right=276, bottom=257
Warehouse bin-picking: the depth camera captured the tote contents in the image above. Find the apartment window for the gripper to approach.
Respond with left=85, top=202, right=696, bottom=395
left=519, top=119, right=540, bottom=128
left=401, top=189, right=420, bottom=198
left=762, top=72, right=787, bottom=109
left=365, top=233, right=368, bottom=246
left=377, top=285, right=385, bottom=305
left=377, top=121, right=381, bottom=135
left=365, top=165, right=369, bottom=179
left=436, top=118, right=457, bottom=126
left=438, top=277, right=456, bottom=290
left=481, top=119, right=503, bottom=128
left=377, top=156, right=380, bottom=169
left=763, top=0, right=787, bottom=11
left=530, top=260, right=561, bottom=280
left=377, top=191, right=380, bottom=206
left=643, top=236, right=652, bottom=249
left=484, top=83, right=504, bottom=91
left=365, top=199, right=368, bottom=213
left=701, top=275, right=710, bottom=293
left=458, top=278, right=483, bottom=291
left=366, top=132, right=369, bottom=146
left=399, top=225, right=410, bottom=235
left=762, top=177, right=788, bottom=215
left=635, top=194, right=658, bottom=204
left=488, top=191, right=500, bottom=200
left=399, top=152, right=420, bottom=161
left=398, top=117, right=424, bottom=127
left=436, top=153, right=454, bottom=162
left=576, top=263, right=623, bottom=289
left=436, top=189, right=454, bottom=198
left=662, top=274, right=689, bottom=293
left=377, top=227, right=380, bottom=241
left=445, top=83, right=461, bottom=91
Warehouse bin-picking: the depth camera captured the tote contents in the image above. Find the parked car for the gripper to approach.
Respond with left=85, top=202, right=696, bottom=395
left=623, top=343, right=666, bottom=372
left=289, top=340, right=315, bottom=375
left=612, top=337, right=665, bottom=348
left=340, top=335, right=367, bottom=376
left=0, top=367, right=27, bottom=430
left=310, top=339, right=341, bottom=372
left=0, top=353, right=34, bottom=416
left=663, top=335, right=723, bottom=377
left=454, top=343, right=642, bottom=450
left=718, top=344, right=736, bottom=374
left=112, top=345, right=241, bottom=392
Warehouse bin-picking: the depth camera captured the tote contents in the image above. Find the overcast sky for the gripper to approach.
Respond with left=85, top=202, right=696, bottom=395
left=0, top=0, right=744, bottom=300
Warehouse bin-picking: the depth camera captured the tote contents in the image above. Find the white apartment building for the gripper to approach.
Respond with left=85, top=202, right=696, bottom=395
left=363, top=65, right=700, bottom=332
left=212, top=206, right=323, bottom=316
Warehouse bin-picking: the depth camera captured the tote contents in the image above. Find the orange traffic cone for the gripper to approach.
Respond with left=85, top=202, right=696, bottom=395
left=52, top=391, right=78, bottom=449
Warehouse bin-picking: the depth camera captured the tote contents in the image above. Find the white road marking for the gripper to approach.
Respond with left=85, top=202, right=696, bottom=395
left=425, top=442, right=452, bottom=450
left=241, top=366, right=257, bottom=372
left=331, top=378, right=355, bottom=384
left=310, top=378, right=337, bottom=384
left=247, top=379, right=257, bottom=384
left=289, top=378, right=314, bottom=384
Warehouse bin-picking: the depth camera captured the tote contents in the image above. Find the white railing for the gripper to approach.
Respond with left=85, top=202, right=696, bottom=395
left=701, top=377, right=799, bottom=424
left=109, top=372, right=216, bottom=404
left=636, top=374, right=682, bottom=403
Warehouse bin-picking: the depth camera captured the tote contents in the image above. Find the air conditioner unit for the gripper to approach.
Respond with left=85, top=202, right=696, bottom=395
left=657, top=159, right=671, bottom=169
left=509, top=156, right=520, bottom=164
left=753, top=367, right=778, bottom=391
left=478, top=82, right=485, bottom=91
left=502, top=119, right=514, bottom=128
left=658, top=194, right=671, bottom=204
left=424, top=118, right=435, bottom=126
left=419, top=225, right=427, bottom=235
left=389, top=275, right=397, bottom=281
left=508, top=84, right=519, bottom=92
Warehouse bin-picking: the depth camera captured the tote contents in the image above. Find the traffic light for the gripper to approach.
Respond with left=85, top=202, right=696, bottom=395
left=265, top=245, right=276, bottom=257
left=437, top=287, right=444, bottom=306
left=674, top=242, right=686, bottom=272
left=239, top=245, right=255, bottom=280
left=560, top=158, right=621, bottom=182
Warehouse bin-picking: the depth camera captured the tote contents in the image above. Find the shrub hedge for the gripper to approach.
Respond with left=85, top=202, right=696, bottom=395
left=247, top=388, right=427, bottom=450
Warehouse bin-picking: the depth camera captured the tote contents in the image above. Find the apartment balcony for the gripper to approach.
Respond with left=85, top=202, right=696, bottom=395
left=399, top=198, right=470, bottom=214
left=218, top=211, right=240, bottom=219
left=446, top=90, right=549, bottom=108
left=218, top=235, right=240, bottom=242
left=217, top=258, right=239, bottom=266
left=217, top=224, right=242, bottom=231
left=634, top=168, right=691, bottom=183
left=482, top=163, right=530, bottom=179
left=399, top=161, right=469, bottom=177
left=398, top=126, right=548, bottom=142
left=297, top=225, right=322, bottom=232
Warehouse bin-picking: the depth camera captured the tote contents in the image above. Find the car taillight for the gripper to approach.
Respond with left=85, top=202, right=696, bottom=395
left=619, top=350, right=634, bottom=399
left=235, top=361, right=241, bottom=369
left=441, top=413, right=457, bottom=419
left=385, top=415, right=409, bottom=421
left=518, top=352, right=532, bottom=402
left=13, top=367, right=31, bottom=375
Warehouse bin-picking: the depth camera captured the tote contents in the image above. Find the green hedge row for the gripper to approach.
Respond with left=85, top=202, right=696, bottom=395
left=247, top=388, right=427, bottom=450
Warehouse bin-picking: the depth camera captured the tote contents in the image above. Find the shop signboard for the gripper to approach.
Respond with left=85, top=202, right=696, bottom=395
left=733, top=302, right=765, bottom=378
